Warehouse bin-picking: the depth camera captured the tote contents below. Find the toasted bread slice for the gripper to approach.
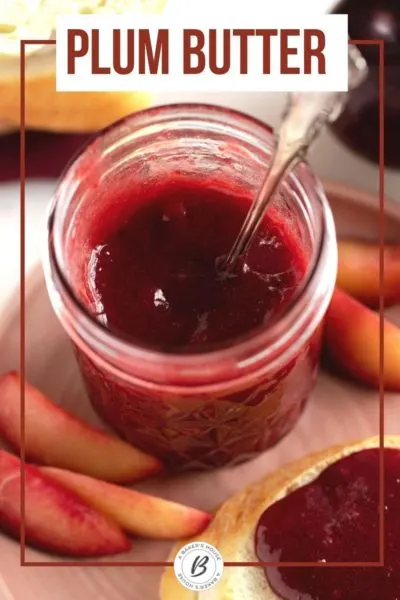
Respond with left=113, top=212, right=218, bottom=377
left=160, top=436, right=399, bottom=600
left=0, top=0, right=165, bottom=132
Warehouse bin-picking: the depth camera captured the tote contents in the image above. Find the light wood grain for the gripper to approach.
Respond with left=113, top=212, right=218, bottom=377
left=0, top=180, right=399, bottom=600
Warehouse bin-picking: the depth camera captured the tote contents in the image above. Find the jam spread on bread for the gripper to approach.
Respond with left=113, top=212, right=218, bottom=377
left=256, top=448, right=400, bottom=599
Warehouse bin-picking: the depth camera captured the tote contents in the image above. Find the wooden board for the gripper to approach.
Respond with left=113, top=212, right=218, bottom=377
left=0, top=180, right=399, bottom=600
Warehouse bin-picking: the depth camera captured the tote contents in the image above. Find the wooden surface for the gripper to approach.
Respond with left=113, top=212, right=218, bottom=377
left=0, top=180, right=399, bottom=600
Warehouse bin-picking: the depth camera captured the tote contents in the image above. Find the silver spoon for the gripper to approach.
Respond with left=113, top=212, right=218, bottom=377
left=221, top=44, right=368, bottom=274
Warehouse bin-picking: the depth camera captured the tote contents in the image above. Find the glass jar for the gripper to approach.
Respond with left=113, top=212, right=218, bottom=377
left=331, top=0, right=400, bottom=169
left=45, top=104, right=337, bottom=471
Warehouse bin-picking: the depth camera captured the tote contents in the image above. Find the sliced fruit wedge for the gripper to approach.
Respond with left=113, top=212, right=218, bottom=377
left=323, top=288, right=400, bottom=390
left=42, top=466, right=212, bottom=540
left=0, top=450, right=130, bottom=557
left=337, top=240, right=400, bottom=307
left=0, top=372, right=162, bottom=483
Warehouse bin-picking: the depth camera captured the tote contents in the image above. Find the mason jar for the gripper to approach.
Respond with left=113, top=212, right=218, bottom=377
left=45, top=104, right=337, bottom=471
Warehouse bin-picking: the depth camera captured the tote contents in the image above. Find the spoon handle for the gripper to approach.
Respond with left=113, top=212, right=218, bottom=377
left=222, top=44, right=368, bottom=274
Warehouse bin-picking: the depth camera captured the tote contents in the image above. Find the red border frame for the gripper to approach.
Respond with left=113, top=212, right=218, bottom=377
left=19, top=38, right=386, bottom=568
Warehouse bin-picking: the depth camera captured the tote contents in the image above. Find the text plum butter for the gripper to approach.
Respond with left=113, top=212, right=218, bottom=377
left=67, top=28, right=326, bottom=76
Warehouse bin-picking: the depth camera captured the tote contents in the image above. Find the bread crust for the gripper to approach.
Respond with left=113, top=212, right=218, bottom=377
left=0, top=0, right=164, bottom=132
left=0, top=69, right=152, bottom=132
left=160, top=436, right=399, bottom=600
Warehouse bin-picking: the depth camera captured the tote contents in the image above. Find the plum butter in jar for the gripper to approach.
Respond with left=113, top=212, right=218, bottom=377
left=45, top=104, right=337, bottom=471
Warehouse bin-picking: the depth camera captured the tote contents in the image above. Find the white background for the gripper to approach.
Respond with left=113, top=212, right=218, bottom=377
left=56, top=13, right=349, bottom=92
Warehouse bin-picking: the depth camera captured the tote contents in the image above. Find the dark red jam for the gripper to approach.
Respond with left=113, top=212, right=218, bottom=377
left=0, top=131, right=90, bottom=181
left=331, top=0, right=400, bottom=169
left=87, top=179, right=305, bottom=352
left=73, top=175, right=321, bottom=470
left=256, top=448, right=400, bottom=600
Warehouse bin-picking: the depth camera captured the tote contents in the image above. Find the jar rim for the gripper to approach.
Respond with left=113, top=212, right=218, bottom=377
left=45, top=102, right=337, bottom=388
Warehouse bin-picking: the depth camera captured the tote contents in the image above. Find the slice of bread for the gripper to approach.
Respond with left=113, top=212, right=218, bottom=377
left=160, top=436, right=398, bottom=600
left=0, top=0, right=165, bottom=132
